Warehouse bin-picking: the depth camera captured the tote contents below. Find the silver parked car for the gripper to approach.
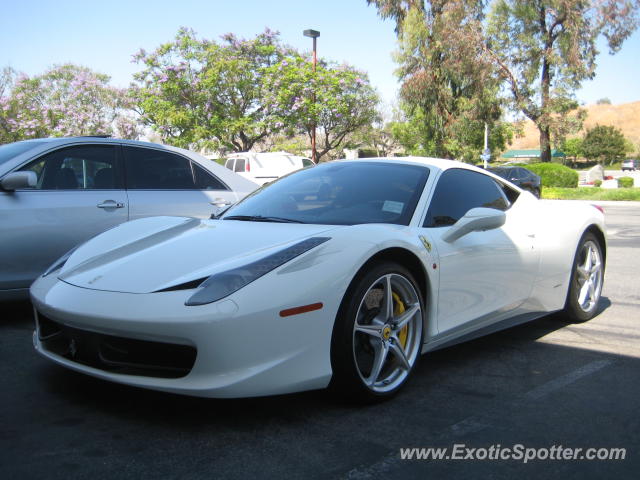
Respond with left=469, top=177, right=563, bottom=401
left=0, top=137, right=258, bottom=300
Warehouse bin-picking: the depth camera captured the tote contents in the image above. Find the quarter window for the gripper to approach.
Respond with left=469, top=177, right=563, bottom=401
left=424, top=169, right=510, bottom=227
left=193, top=162, right=228, bottom=190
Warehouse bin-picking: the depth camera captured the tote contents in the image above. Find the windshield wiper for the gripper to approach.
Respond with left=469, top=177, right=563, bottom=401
left=223, top=215, right=305, bottom=224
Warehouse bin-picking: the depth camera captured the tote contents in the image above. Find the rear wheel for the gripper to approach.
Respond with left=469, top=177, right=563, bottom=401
left=329, top=262, right=424, bottom=402
left=563, top=232, right=604, bottom=322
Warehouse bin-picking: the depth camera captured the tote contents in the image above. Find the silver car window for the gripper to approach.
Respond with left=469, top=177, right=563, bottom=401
left=18, top=145, right=120, bottom=190
left=124, top=146, right=198, bottom=190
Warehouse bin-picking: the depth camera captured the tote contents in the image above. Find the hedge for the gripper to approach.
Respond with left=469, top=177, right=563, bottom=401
left=525, top=163, right=579, bottom=188
left=617, top=176, right=634, bottom=188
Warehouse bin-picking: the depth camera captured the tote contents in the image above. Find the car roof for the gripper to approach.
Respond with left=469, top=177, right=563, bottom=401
left=0, top=137, right=259, bottom=191
left=334, top=156, right=488, bottom=174
left=330, top=157, right=525, bottom=193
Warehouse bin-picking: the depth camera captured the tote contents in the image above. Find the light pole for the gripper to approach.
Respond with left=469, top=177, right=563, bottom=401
left=303, top=29, right=320, bottom=164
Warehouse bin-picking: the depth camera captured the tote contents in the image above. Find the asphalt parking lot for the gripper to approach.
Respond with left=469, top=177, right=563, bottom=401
left=1, top=202, right=638, bottom=479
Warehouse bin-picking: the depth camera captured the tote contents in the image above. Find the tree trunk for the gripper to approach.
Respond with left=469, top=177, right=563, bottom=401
left=539, top=126, right=552, bottom=162
left=539, top=11, right=552, bottom=164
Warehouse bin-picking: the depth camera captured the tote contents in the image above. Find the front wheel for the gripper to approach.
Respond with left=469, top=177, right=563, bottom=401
left=329, top=262, right=424, bottom=402
left=563, top=232, right=604, bottom=322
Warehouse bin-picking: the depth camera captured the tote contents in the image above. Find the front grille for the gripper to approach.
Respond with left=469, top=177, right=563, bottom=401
left=37, top=313, right=196, bottom=379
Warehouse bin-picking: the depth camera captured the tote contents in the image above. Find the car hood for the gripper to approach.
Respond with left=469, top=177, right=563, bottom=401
left=58, top=216, right=340, bottom=294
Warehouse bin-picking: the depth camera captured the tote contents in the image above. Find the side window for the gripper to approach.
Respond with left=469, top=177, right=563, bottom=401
left=193, top=162, right=228, bottom=190
left=124, top=147, right=197, bottom=190
left=424, top=169, right=510, bottom=227
left=224, top=159, right=235, bottom=170
left=302, top=158, right=314, bottom=167
left=18, top=145, right=120, bottom=190
left=234, top=159, right=246, bottom=172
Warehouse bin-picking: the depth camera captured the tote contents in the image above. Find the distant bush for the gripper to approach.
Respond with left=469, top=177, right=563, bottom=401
left=358, top=148, right=380, bottom=158
left=526, top=163, right=579, bottom=188
left=618, top=176, right=634, bottom=188
left=594, top=179, right=602, bottom=187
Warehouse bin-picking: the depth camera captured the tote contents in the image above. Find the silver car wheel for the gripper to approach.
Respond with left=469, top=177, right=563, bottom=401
left=575, top=240, right=603, bottom=313
left=352, top=273, right=423, bottom=393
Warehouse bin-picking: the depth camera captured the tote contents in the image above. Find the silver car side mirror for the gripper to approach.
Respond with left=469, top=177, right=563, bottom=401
left=1, top=171, right=37, bottom=191
left=442, top=207, right=506, bottom=243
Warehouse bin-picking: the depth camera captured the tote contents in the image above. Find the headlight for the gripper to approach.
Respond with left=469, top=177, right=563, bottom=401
left=42, top=246, right=79, bottom=277
left=185, top=237, right=330, bottom=306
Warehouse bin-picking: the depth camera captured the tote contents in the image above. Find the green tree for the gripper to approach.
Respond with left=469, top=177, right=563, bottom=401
left=264, top=55, right=380, bottom=162
left=0, top=67, right=17, bottom=143
left=561, top=137, right=584, bottom=165
left=0, top=64, right=136, bottom=143
left=132, top=28, right=298, bottom=152
left=486, top=0, right=639, bottom=162
left=581, top=125, right=627, bottom=165
left=369, top=1, right=508, bottom=161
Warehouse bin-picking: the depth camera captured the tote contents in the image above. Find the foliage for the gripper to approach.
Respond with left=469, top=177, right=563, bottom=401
left=263, top=55, right=379, bottom=162
left=265, top=134, right=309, bottom=156
left=526, top=162, right=579, bottom=188
left=617, top=176, right=634, bottom=188
left=0, top=64, right=137, bottom=143
left=354, top=123, right=401, bottom=157
left=562, top=137, right=583, bottom=160
left=388, top=110, right=435, bottom=157
left=368, top=1, right=507, bottom=161
left=594, top=179, right=602, bottom=187
left=542, top=187, right=640, bottom=201
left=596, top=98, right=612, bottom=105
left=132, top=28, right=378, bottom=160
left=132, top=28, right=292, bottom=152
left=581, top=124, right=628, bottom=165
left=486, top=0, right=640, bottom=162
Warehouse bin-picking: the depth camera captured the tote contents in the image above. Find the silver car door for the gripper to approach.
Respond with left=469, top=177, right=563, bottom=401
left=0, top=144, right=128, bottom=291
left=123, top=146, right=236, bottom=220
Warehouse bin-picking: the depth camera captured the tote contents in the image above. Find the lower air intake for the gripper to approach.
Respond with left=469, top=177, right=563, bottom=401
left=37, top=313, right=196, bottom=379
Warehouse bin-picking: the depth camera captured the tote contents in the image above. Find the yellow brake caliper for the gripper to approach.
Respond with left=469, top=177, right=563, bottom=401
left=392, top=292, right=408, bottom=348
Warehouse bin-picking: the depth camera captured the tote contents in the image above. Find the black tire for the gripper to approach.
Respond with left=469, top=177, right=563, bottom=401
left=329, top=261, right=424, bottom=402
left=533, top=187, right=541, bottom=198
left=563, top=232, right=605, bottom=322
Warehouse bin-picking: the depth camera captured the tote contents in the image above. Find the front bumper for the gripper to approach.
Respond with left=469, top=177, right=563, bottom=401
left=31, top=273, right=339, bottom=398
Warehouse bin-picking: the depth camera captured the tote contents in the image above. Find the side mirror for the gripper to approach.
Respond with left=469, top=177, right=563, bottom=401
left=1, top=171, right=37, bottom=191
left=442, top=207, right=506, bottom=243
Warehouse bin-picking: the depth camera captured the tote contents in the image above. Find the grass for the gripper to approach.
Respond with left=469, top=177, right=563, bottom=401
left=541, top=187, right=640, bottom=201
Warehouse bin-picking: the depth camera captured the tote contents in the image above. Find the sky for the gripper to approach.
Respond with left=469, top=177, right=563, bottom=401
left=1, top=0, right=639, bottom=108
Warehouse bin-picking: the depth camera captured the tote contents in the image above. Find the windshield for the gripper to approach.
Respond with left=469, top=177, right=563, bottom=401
left=222, top=161, right=430, bottom=225
left=0, top=140, right=49, bottom=167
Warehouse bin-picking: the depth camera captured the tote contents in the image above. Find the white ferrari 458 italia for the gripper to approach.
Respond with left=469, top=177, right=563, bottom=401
left=31, top=158, right=606, bottom=401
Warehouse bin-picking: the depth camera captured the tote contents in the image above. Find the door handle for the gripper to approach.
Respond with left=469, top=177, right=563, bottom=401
left=210, top=198, right=232, bottom=207
left=97, top=200, right=125, bottom=209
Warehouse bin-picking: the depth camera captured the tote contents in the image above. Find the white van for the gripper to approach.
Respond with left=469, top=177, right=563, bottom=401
left=224, top=152, right=314, bottom=185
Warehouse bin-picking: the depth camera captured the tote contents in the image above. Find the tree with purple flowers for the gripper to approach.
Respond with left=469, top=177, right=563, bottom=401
left=0, top=64, right=138, bottom=143
left=264, top=55, right=380, bottom=162
left=132, top=28, right=379, bottom=159
left=131, top=28, right=295, bottom=152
